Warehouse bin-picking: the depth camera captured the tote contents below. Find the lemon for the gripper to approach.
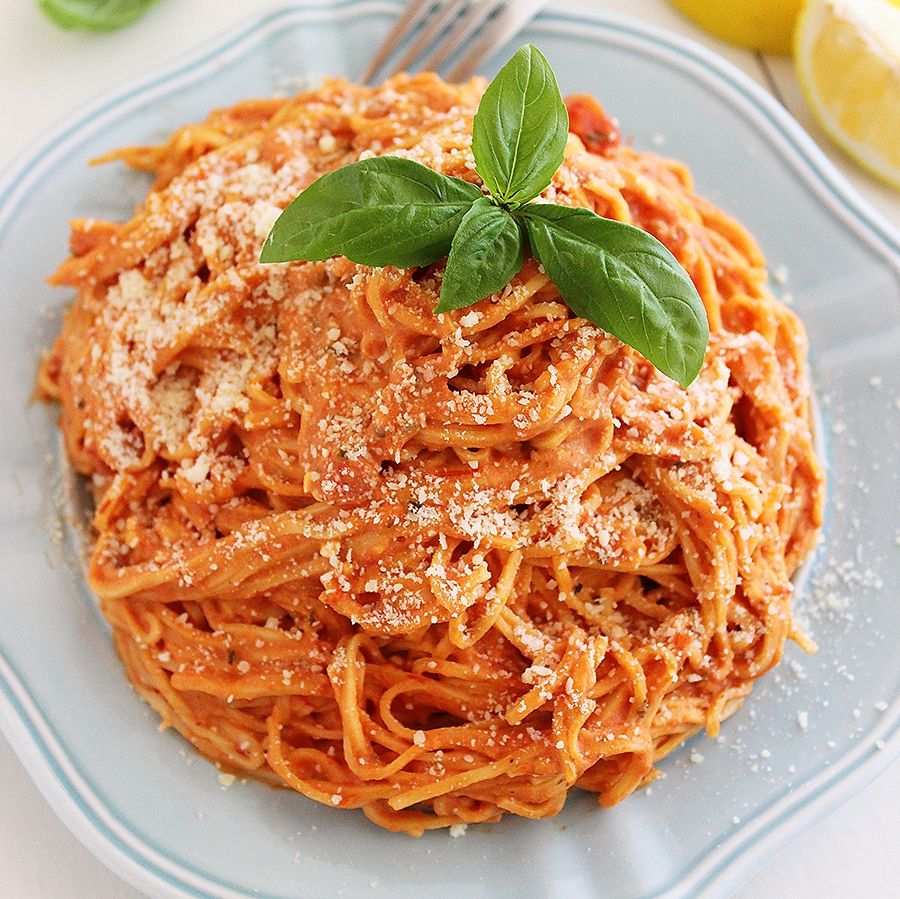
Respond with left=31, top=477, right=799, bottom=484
left=795, top=0, right=900, bottom=190
left=669, top=0, right=804, bottom=55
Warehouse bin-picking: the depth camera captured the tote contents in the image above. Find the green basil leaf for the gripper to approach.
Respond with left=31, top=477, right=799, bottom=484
left=519, top=204, right=709, bottom=387
left=37, top=0, right=164, bottom=30
left=472, top=44, right=568, bottom=208
left=260, top=156, right=483, bottom=268
left=435, top=197, right=524, bottom=313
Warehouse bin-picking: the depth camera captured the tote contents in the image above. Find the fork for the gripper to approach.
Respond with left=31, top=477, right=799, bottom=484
left=361, top=0, right=550, bottom=84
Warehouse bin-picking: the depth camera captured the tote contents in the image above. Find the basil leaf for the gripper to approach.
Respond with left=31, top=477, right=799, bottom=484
left=37, top=0, right=163, bottom=30
left=472, top=44, right=568, bottom=208
left=519, top=204, right=708, bottom=387
left=260, top=156, right=483, bottom=269
left=435, top=197, right=524, bottom=313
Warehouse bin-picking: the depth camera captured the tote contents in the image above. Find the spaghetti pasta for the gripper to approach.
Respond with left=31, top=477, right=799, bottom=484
left=38, top=72, right=824, bottom=835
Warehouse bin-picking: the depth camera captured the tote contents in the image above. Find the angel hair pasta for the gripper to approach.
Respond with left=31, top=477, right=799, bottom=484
left=38, top=71, right=824, bottom=835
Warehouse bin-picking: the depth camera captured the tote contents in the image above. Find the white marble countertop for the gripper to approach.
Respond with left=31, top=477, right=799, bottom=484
left=2, top=1, right=899, bottom=898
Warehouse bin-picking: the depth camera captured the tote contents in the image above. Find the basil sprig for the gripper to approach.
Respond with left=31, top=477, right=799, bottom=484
left=471, top=42, right=568, bottom=208
left=261, top=45, right=708, bottom=387
left=37, top=0, right=164, bottom=30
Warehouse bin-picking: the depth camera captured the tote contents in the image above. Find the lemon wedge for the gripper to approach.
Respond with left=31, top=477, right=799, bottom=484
left=669, top=0, right=804, bottom=55
left=795, top=0, right=900, bottom=189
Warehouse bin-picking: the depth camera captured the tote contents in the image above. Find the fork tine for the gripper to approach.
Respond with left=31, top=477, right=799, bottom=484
left=417, top=0, right=507, bottom=74
left=363, top=0, right=550, bottom=87
left=445, top=0, right=550, bottom=81
left=361, top=0, right=438, bottom=84
left=390, top=0, right=471, bottom=78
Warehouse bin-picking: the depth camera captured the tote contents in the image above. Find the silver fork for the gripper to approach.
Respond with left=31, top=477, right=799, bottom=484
left=361, top=0, right=550, bottom=84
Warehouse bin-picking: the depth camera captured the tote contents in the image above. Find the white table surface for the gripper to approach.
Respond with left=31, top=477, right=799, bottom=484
left=2, top=1, right=899, bottom=897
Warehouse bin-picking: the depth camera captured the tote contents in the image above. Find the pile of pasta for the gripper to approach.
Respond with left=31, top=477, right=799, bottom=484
left=39, top=72, right=824, bottom=834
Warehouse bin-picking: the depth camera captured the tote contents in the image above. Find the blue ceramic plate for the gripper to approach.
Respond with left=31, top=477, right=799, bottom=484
left=2, top=3, right=900, bottom=898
